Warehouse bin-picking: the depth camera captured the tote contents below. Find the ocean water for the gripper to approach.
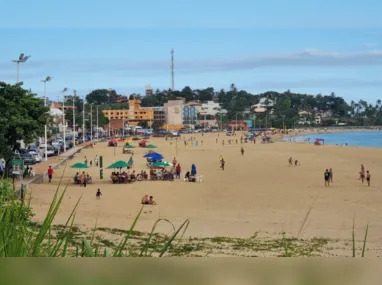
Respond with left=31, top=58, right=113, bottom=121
left=284, top=131, right=382, bottom=148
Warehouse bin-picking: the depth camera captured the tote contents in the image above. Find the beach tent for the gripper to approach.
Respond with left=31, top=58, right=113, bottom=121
left=191, top=164, right=197, bottom=176
left=106, top=160, right=130, bottom=169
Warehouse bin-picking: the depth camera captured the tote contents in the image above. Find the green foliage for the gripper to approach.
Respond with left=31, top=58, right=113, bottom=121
left=138, top=121, right=148, bottom=129
left=0, top=82, right=49, bottom=160
left=86, top=89, right=109, bottom=105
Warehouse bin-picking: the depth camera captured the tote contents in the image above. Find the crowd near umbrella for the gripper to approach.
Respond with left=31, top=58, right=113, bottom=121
left=70, top=162, right=89, bottom=169
left=106, top=160, right=130, bottom=169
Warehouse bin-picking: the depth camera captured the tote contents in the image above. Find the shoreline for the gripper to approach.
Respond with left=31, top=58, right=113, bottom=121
left=277, top=128, right=382, bottom=148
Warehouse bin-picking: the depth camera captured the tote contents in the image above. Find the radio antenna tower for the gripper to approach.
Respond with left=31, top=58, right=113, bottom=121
left=171, top=48, right=174, bottom=91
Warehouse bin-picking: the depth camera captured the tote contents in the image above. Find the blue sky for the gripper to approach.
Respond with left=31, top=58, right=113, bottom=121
left=1, top=0, right=382, bottom=103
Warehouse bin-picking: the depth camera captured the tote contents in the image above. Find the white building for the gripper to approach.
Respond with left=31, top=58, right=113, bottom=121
left=251, top=98, right=274, bottom=113
left=164, top=100, right=184, bottom=126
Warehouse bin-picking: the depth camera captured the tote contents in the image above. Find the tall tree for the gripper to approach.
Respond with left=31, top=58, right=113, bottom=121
left=0, top=82, right=50, bottom=160
left=86, top=89, right=109, bottom=104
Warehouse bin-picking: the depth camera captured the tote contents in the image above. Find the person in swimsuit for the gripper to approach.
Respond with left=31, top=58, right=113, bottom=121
left=141, top=195, right=149, bottom=204
left=148, top=196, right=156, bottom=205
left=366, top=171, right=371, bottom=187
left=288, top=157, right=293, bottom=166
left=329, top=168, right=333, bottom=183
left=294, top=160, right=298, bottom=166
left=221, top=159, right=225, bottom=171
left=96, top=189, right=102, bottom=200
left=240, top=147, right=244, bottom=156
left=360, top=169, right=365, bottom=184
left=360, top=164, right=365, bottom=180
left=324, top=169, right=330, bottom=187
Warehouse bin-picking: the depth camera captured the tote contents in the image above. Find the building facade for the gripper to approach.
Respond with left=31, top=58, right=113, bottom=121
left=102, top=99, right=154, bottom=124
left=164, top=100, right=184, bottom=129
left=145, top=85, right=153, bottom=96
left=182, top=103, right=199, bottom=126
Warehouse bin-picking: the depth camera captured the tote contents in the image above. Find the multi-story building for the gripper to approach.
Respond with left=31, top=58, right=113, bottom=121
left=146, top=106, right=165, bottom=124
left=164, top=99, right=184, bottom=130
left=183, top=102, right=199, bottom=126
left=102, top=99, right=153, bottom=126
left=198, top=101, right=226, bottom=128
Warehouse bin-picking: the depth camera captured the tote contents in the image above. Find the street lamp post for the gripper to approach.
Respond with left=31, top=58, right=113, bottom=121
left=12, top=53, right=31, bottom=83
left=96, top=106, right=99, bottom=139
left=235, top=113, right=238, bottom=131
left=73, top=90, right=76, bottom=144
left=82, top=95, right=85, bottom=140
left=61, top=88, right=69, bottom=152
left=41, top=76, right=53, bottom=161
left=282, top=115, right=285, bottom=132
left=90, top=104, right=93, bottom=141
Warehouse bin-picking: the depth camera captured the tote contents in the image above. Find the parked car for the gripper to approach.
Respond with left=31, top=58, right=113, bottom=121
left=29, top=151, right=42, bottom=163
left=21, top=153, right=37, bottom=165
left=40, top=146, right=54, bottom=157
left=52, top=145, right=60, bottom=156
left=66, top=140, right=74, bottom=148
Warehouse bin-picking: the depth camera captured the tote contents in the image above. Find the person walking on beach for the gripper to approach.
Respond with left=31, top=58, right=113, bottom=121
left=360, top=168, right=365, bottom=184
left=220, top=158, right=225, bottom=171
left=366, top=171, right=371, bottom=187
left=359, top=164, right=365, bottom=180
left=288, top=157, right=293, bottom=166
left=95, top=155, right=99, bottom=167
left=84, top=156, right=88, bottom=166
left=96, top=189, right=102, bottom=200
left=47, top=166, right=54, bottom=183
left=240, top=147, right=244, bottom=156
left=324, top=169, right=330, bottom=187
left=175, top=164, right=181, bottom=179
left=294, top=160, right=299, bottom=166
left=329, top=168, right=333, bottom=183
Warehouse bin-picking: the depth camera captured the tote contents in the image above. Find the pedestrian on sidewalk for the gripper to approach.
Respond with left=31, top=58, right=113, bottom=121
left=47, top=166, right=54, bottom=183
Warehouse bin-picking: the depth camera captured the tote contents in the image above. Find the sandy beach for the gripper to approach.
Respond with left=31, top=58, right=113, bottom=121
left=28, top=132, right=382, bottom=256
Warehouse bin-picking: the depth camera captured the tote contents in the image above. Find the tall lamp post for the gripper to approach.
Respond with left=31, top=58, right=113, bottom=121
left=12, top=53, right=31, bottom=83
left=73, top=90, right=76, bottom=144
left=41, top=76, right=54, bottom=161
left=61, top=88, right=69, bottom=152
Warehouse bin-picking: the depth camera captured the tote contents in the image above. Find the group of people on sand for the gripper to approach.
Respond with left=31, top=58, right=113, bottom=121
left=84, top=155, right=99, bottom=167
left=359, top=164, right=371, bottom=187
left=288, top=157, right=299, bottom=167
left=111, top=170, right=148, bottom=183
left=74, top=171, right=92, bottom=187
left=141, top=195, right=156, bottom=205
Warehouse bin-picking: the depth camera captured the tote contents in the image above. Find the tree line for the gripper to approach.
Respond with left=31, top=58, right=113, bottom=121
left=85, top=85, right=382, bottom=128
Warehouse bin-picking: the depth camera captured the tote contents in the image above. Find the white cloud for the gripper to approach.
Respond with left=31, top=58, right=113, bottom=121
left=2, top=49, right=382, bottom=78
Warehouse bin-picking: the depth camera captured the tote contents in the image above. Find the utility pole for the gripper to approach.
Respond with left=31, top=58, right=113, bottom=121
left=12, top=53, right=31, bottom=83
left=171, top=48, right=174, bottom=91
left=82, top=95, right=85, bottom=140
left=122, top=117, right=125, bottom=137
left=61, top=88, right=69, bottom=152
left=90, top=104, right=93, bottom=141
left=108, top=108, right=111, bottom=137
left=41, top=76, right=53, bottom=161
left=73, top=90, right=76, bottom=143
left=96, top=106, right=99, bottom=139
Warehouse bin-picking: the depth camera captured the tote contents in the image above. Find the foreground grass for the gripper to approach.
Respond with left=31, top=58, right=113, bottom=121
left=0, top=179, right=371, bottom=257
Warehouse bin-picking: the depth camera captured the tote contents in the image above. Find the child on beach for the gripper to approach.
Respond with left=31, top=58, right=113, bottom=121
left=324, top=169, right=330, bottom=187
left=329, top=168, right=333, bottom=183
left=96, top=189, right=102, bottom=199
left=288, top=157, right=293, bottom=166
left=240, top=147, right=244, bottom=156
left=360, top=169, right=365, bottom=184
left=366, top=171, right=371, bottom=187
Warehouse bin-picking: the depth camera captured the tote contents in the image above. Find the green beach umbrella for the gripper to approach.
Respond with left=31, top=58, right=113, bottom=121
left=150, top=161, right=172, bottom=168
left=106, top=160, right=130, bottom=169
left=70, top=163, right=89, bottom=169
left=146, top=144, right=157, bottom=149
left=124, top=144, right=135, bottom=149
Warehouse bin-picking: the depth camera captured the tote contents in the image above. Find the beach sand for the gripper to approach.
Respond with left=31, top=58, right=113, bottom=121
left=28, top=133, right=382, bottom=256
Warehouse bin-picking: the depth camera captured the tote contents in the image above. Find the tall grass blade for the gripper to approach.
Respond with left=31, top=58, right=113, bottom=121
left=158, top=219, right=190, bottom=257
left=352, top=216, right=356, bottom=257
left=104, top=248, right=111, bottom=257
left=82, top=240, right=95, bottom=257
left=361, top=223, right=369, bottom=257
left=139, top=218, right=175, bottom=257
left=113, top=206, right=144, bottom=257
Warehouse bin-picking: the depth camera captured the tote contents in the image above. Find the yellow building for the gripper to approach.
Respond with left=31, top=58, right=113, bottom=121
left=102, top=99, right=154, bottom=124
